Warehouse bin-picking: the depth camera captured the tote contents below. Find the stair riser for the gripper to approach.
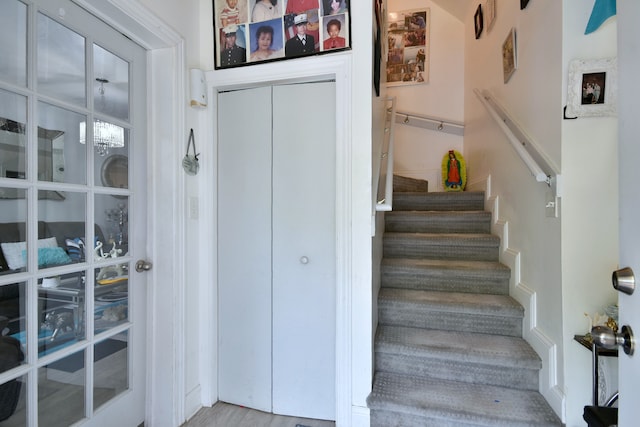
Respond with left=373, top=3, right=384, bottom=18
left=378, top=304, right=522, bottom=337
left=375, top=353, right=539, bottom=391
left=393, top=193, right=485, bottom=212
left=386, top=213, right=491, bottom=234
left=384, top=242, right=499, bottom=262
left=381, top=268, right=509, bottom=295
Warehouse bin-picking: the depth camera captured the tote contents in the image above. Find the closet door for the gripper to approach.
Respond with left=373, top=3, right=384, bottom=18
left=217, top=82, right=336, bottom=420
left=217, top=86, right=272, bottom=412
left=272, top=82, right=336, bottom=420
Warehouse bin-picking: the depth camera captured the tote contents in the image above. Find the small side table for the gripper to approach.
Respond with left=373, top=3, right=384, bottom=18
left=574, top=334, right=618, bottom=406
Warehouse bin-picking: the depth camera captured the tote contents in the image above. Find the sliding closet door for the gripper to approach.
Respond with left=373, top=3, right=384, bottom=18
left=272, top=82, right=336, bottom=420
left=217, top=86, right=272, bottom=412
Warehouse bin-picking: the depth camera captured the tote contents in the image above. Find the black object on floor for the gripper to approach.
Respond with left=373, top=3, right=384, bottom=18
left=583, top=405, right=618, bottom=427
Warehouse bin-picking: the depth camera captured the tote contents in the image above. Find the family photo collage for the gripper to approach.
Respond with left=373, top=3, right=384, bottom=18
left=213, top=0, right=351, bottom=69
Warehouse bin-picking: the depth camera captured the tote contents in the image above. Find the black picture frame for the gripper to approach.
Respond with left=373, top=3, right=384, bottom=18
left=474, top=4, right=483, bottom=40
left=213, top=0, right=352, bottom=70
left=520, top=0, right=530, bottom=10
left=374, top=0, right=382, bottom=96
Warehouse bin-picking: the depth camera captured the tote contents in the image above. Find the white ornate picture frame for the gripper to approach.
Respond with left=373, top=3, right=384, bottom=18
left=566, top=57, right=617, bottom=117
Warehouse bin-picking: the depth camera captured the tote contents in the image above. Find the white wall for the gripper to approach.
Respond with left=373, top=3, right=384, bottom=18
left=463, top=0, right=565, bottom=419
left=561, top=1, right=619, bottom=426
left=387, top=0, right=465, bottom=189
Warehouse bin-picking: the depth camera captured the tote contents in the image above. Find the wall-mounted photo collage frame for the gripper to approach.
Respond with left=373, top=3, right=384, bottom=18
left=213, top=0, right=351, bottom=69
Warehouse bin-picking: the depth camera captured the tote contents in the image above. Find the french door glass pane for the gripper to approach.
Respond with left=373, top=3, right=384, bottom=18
left=93, top=331, right=129, bottom=411
left=0, top=0, right=27, bottom=86
left=39, top=353, right=86, bottom=427
left=37, top=12, right=86, bottom=107
left=0, top=373, right=27, bottom=426
left=95, top=129, right=129, bottom=189
left=0, top=90, right=28, bottom=181
left=37, top=102, right=87, bottom=185
left=93, top=44, right=130, bottom=121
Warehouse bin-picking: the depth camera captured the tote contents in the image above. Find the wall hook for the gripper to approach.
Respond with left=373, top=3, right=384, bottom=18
left=437, top=122, right=444, bottom=131
left=404, top=115, right=410, bottom=124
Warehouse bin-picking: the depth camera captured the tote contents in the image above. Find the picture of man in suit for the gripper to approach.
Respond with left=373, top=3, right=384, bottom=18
left=285, top=13, right=316, bottom=57
left=220, top=24, right=247, bottom=66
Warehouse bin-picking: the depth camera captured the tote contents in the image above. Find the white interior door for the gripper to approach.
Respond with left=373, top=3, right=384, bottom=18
left=617, top=3, right=640, bottom=426
left=272, top=82, right=336, bottom=420
left=217, top=86, right=273, bottom=412
left=0, top=0, right=147, bottom=425
left=218, top=82, right=336, bottom=420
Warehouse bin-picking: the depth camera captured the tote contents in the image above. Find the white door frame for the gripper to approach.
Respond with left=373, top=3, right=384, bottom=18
left=208, top=55, right=353, bottom=426
left=73, top=1, right=186, bottom=426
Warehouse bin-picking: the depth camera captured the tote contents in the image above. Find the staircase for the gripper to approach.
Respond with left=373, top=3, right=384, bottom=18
left=367, top=176, right=561, bottom=427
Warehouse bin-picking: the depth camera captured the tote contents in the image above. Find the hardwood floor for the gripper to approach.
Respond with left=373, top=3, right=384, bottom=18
left=182, top=402, right=336, bottom=427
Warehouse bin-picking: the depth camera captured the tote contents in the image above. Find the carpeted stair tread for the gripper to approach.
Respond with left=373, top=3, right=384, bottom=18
left=381, top=258, right=510, bottom=295
left=385, top=210, right=491, bottom=233
left=379, top=288, right=523, bottom=317
left=393, top=191, right=485, bottom=211
left=383, top=232, right=500, bottom=261
left=367, top=372, right=562, bottom=427
left=378, top=289, right=523, bottom=336
left=375, top=325, right=541, bottom=369
left=393, top=175, right=428, bottom=193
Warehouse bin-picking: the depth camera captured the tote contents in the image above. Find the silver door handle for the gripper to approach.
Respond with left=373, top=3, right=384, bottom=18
left=135, top=259, right=153, bottom=273
left=591, top=325, right=635, bottom=355
left=612, top=267, right=635, bottom=295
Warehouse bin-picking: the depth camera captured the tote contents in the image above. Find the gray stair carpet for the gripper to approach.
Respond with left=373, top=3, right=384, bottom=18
left=368, top=176, right=561, bottom=427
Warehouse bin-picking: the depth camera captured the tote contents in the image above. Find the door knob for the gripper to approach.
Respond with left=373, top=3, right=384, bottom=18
left=591, top=325, right=635, bottom=355
left=135, top=259, right=153, bottom=273
left=612, top=267, right=635, bottom=295
left=300, top=256, right=309, bottom=265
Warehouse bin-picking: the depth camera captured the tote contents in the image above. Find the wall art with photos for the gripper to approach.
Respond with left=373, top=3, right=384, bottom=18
left=213, top=0, right=351, bottom=69
left=386, top=8, right=429, bottom=87
left=566, top=57, right=617, bottom=118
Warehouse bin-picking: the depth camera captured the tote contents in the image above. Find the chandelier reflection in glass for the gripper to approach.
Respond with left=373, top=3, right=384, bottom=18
left=79, top=119, right=125, bottom=156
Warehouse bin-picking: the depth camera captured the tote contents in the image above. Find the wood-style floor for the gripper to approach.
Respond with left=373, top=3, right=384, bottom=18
left=182, top=402, right=336, bottom=427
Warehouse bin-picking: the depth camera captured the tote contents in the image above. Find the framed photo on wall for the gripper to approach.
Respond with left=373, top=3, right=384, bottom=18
left=474, top=4, right=483, bottom=39
left=502, top=28, right=517, bottom=83
left=566, top=57, right=617, bottom=117
left=213, top=0, right=351, bottom=69
left=386, top=8, right=430, bottom=87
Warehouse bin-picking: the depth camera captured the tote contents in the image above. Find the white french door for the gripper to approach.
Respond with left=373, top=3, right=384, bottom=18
left=0, top=0, right=147, bottom=425
left=218, top=81, right=336, bottom=421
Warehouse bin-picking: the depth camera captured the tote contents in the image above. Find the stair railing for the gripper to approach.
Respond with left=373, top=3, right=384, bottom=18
left=372, top=96, right=397, bottom=215
left=395, top=111, right=464, bottom=136
left=474, top=88, right=562, bottom=201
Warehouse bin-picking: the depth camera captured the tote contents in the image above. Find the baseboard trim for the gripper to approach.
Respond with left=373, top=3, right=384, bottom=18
left=351, top=405, right=371, bottom=427
left=468, top=175, right=566, bottom=423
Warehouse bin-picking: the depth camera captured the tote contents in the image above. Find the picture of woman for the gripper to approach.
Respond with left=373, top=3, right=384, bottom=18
left=250, top=23, right=283, bottom=61
left=252, top=0, right=281, bottom=22
left=323, top=0, right=348, bottom=16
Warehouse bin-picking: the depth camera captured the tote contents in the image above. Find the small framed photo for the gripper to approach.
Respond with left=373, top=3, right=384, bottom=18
left=520, top=0, right=530, bottom=10
left=566, top=58, right=617, bottom=117
left=474, top=4, right=483, bottom=40
left=502, top=28, right=517, bottom=83
left=485, top=0, right=496, bottom=32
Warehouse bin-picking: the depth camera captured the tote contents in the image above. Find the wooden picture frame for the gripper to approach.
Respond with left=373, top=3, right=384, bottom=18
left=566, top=57, right=617, bottom=117
left=502, top=28, right=517, bottom=83
left=485, top=0, right=496, bottom=32
left=213, top=0, right=351, bottom=69
left=474, top=4, right=483, bottom=39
